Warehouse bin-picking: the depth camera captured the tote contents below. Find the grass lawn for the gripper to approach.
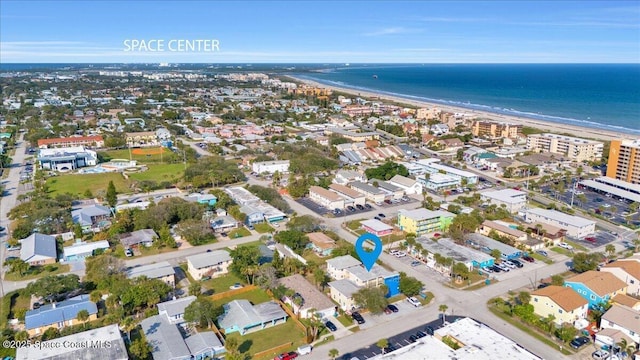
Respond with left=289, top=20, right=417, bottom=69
left=226, top=319, right=306, bottom=360
left=302, top=250, right=327, bottom=265
left=450, top=272, right=486, bottom=289
left=563, top=239, right=588, bottom=252
left=138, top=245, right=179, bottom=257
left=47, top=173, right=129, bottom=196
left=336, top=314, right=353, bottom=327
left=211, top=288, right=272, bottom=308
left=550, top=247, right=573, bottom=257
left=228, top=227, right=251, bottom=238
left=128, top=163, right=185, bottom=183
left=203, top=273, right=246, bottom=294
left=419, top=291, right=434, bottom=305
left=253, top=222, right=274, bottom=234
left=532, top=253, right=554, bottom=264
left=4, top=264, right=71, bottom=281
left=346, top=220, right=364, bottom=231
left=98, top=147, right=179, bottom=164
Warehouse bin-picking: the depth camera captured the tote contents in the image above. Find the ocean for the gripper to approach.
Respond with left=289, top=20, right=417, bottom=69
left=294, top=64, right=640, bottom=135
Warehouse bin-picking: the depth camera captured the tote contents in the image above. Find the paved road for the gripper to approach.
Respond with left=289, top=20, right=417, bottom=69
left=0, top=135, right=28, bottom=297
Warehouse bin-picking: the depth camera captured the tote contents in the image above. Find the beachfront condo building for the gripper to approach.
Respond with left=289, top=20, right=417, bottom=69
left=607, top=139, right=640, bottom=185
left=526, top=133, right=603, bottom=162
left=472, top=121, right=522, bottom=139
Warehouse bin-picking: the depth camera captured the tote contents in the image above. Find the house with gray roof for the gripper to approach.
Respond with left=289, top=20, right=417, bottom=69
left=119, top=229, right=158, bottom=248
left=25, top=295, right=97, bottom=337
left=16, top=324, right=128, bottom=360
left=62, top=240, right=110, bottom=262
left=186, top=250, right=232, bottom=281
left=218, top=300, right=287, bottom=335
left=328, top=279, right=361, bottom=311
left=157, top=296, right=197, bottom=325
left=278, top=274, right=336, bottom=319
left=71, top=204, right=111, bottom=232
left=127, top=261, right=176, bottom=287
left=20, top=233, right=57, bottom=266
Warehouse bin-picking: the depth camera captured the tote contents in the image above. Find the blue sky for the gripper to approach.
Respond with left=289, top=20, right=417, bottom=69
left=1, top=1, right=639, bottom=63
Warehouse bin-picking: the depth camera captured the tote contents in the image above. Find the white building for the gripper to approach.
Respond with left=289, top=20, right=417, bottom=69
left=328, top=183, right=366, bottom=206
left=523, top=208, right=595, bottom=238
left=601, top=258, right=640, bottom=297
left=387, top=175, right=423, bottom=195
left=480, top=189, right=527, bottom=213
left=38, top=146, right=98, bottom=171
left=600, top=305, right=640, bottom=346
left=187, top=250, right=232, bottom=280
left=526, top=133, right=603, bottom=162
left=308, top=186, right=345, bottom=210
left=252, top=160, right=290, bottom=174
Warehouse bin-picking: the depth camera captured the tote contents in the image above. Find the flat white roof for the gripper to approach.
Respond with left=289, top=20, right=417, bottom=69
left=361, top=219, right=393, bottom=232
left=525, top=208, right=595, bottom=228
left=422, top=172, right=459, bottom=184
left=481, top=189, right=527, bottom=204
left=580, top=179, right=640, bottom=203
left=594, top=176, right=640, bottom=193
left=371, top=317, right=540, bottom=360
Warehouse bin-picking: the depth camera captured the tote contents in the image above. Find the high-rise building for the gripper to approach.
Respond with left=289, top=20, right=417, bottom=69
left=526, top=133, right=603, bottom=162
left=472, top=120, right=522, bottom=139
left=607, top=139, right=640, bottom=184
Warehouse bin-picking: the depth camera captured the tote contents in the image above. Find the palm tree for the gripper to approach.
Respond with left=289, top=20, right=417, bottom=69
left=376, top=338, right=389, bottom=354
left=605, top=244, right=616, bottom=258
left=76, top=309, right=90, bottom=329
left=439, top=304, right=448, bottom=324
left=517, top=291, right=531, bottom=305
left=615, top=338, right=636, bottom=359
left=121, top=316, right=136, bottom=341
left=328, top=348, right=340, bottom=360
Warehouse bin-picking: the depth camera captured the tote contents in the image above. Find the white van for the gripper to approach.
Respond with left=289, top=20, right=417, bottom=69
left=297, top=344, right=312, bottom=355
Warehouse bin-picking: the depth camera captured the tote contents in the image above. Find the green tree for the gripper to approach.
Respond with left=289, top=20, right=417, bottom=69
left=572, top=252, right=602, bottom=273
left=365, top=161, right=409, bottom=181
left=76, top=309, right=90, bottom=329
left=605, top=244, right=616, bottom=257
left=129, top=336, right=152, bottom=360
left=189, top=281, right=202, bottom=296
left=352, top=286, right=389, bottom=314
left=229, top=246, right=261, bottom=279
left=304, top=309, right=325, bottom=342
left=329, top=348, right=340, bottom=360
left=517, top=291, right=531, bottom=305
left=451, top=262, right=471, bottom=280
left=157, top=223, right=177, bottom=248
left=183, top=297, right=223, bottom=329
left=313, top=268, right=328, bottom=289
left=439, top=304, right=448, bottom=324
left=376, top=338, right=389, bottom=354
left=399, top=272, right=423, bottom=297
left=551, top=275, right=564, bottom=286
left=225, top=336, right=241, bottom=356
left=41, top=327, right=60, bottom=341
left=490, top=249, right=502, bottom=261
left=176, top=219, right=215, bottom=246
left=555, top=322, right=578, bottom=342
left=26, top=274, right=81, bottom=303
left=14, top=331, right=28, bottom=342
left=106, top=180, right=117, bottom=208
left=274, top=230, right=309, bottom=254
left=5, top=258, right=30, bottom=276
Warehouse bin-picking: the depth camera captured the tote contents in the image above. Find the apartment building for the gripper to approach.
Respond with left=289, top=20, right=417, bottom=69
left=252, top=160, right=290, bottom=175
left=523, top=208, right=595, bottom=238
left=606, top=139, right=640, bottom=185
left=526, top=133, right=603, bottom=162
left=308, top=185, right=345, bottom=210
left=472, top=121, right=522, bottom=139
left=397, top=208, right=454, bottom=236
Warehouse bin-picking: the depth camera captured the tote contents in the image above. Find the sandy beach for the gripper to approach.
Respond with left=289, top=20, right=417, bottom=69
left=289, top=76, right=632, bottom=142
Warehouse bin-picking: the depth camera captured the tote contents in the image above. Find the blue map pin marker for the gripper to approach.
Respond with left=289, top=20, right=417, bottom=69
left=355, top=233, right=383, bottom=271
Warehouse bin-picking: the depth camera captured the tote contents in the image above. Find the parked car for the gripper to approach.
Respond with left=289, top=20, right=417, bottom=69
left=386, top=304, right=399, bottom=313
left=559, top=242, right=573, bottom=250
left=297, top=345, right=312, bottom=355
left=501, top=261, right=516, bottom=269
left=570, top=336, right=590, bottom=349
left=351, top=312, right=365, bottom=324
left=482, top=266, right=493, bottom=273
left=394, top=251, right=407, bottom=258
left=409, top=335, right=418, bottom=343
left=407, top=297, right=421, bottom=307
left=536, top=250, right=548, bottom=257
left=384, top=199, right=392, bottom=204
left=274, top=352, right=298, bottom=360
left=495, top=263, right=510, bottom=272
left=356, top=204, right=364, bottom=210
left=378, top=213, right=386, bottom=218
left=411, top=261, right=421, bottom=267
left=125, top=248, right=133, bottom=257
left=509, top=259, right=524, bottom=268
left=522, top=255, right=535, bottom=262
left=325, top=321, right=337, bottom=332
left=415, top=330, right=427, bottom=338
left=592, top=350, right=610, bottom=360
left=364, top=203, right=372, bottom=209
left=490, top=265, right=502, bottom=273
left=425, top=326, right=435, bottom=335
left=347, top=206, right=356, bottom=212
left=374, top=216, right=382, bottom=221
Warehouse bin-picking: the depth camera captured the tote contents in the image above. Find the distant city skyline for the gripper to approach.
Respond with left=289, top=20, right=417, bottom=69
left=1, top=1, right=639, bottom=63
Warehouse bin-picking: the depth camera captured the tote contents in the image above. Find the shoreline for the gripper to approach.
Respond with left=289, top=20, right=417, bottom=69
left=288, top=76, right=632, bottom=142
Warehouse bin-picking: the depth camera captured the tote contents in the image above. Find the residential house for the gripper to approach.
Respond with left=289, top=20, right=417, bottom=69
left=527, top=222, right=566, bottom=245
left=564, top=271, right=628, bottom=309
left=436, top=138, right=464, bottom=151
left=480, top=189, right=527, bottom=214
left=523, top=208, right=596, bottom=239
left=217, top=300, right=287, bottom=335
left=127, top=261, right=176, bottom=287
left=397, top=208, right=454, bottom=236
left=142, top=306, right=225, bottom=360
left=306, top=232, right=337, bottom=256
left=360, top=219, right=393, bottom=236
left=328, top=279, right=360, bottom=311
left=278, top=274, right=336, bottom=319
left=210, top=215, right=240, bottom=233
left=531, top=286, right=589, bottom=325
left=125, top=131, right=158, bottom=147
left=600, top=305, right=640, bottom=346
left=185, top=193, right=217, bottom=207
left=387, top=174, right=423, bottom=195
left=326, top=255, right=399, bottom=300
left=326, top=255, right=362, bottom=280
left=309, top=186, right=345, bottom=210
left=16, top=324, right=127, bottom=360
left=601, top=259, right=640, bottom=297
left=62, top=240, right=109, bottom=262
left=612, top=294, right=640, bottom=311
left=20, top=233, right=57, bottom=266
left=478, top=220, right=543, bottom=250
left=252, top=160, right=290, bottom=174
left=349, top=181, right=386, bottom=203
left=373, top=181, right=404, bottom=200
left=186, top=250, right=232, bottom=281
left=157, top=296, right=197, bottom=324
left=25, top=295, right=98, bottom=337
left=328, top=183, right=366, bottom=207
left=71, top=204, right=111, bottom=232
left=417, top=172, right=460, bottom=192
left=119, top=229, right=158, bottom=248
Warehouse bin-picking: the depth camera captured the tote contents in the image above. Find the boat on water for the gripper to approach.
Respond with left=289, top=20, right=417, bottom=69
left=372, top=74, right=378, bottom=79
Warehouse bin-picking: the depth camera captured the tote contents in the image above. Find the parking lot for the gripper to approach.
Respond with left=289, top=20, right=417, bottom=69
left=358, top=299, right=424, bottom=330
left=376, top=197, right=419, bottom=209
left=573, top=230, right=617, bottom=249
left=296, top=197, right=376, bottom=217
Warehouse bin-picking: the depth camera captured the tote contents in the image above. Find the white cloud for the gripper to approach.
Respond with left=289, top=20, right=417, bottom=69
left=363, top=27, right=421, bottom=36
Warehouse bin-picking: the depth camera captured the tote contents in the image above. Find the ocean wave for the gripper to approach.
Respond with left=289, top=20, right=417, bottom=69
left=297, top=75, right=640, bottom=135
